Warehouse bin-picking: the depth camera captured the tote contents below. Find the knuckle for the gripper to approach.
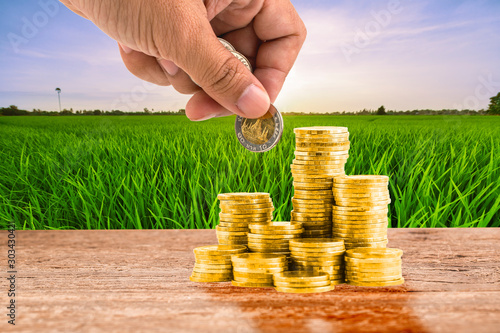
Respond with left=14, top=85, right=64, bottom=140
left=205, top=56, right=245, bottom=94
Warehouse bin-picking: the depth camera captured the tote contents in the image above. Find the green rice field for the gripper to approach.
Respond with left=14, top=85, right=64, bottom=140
left=1, top=115, right=499, bottom=230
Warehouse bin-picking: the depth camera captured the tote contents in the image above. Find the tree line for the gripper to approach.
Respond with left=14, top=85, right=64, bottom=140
left=1, top=92, right=499, bottom=116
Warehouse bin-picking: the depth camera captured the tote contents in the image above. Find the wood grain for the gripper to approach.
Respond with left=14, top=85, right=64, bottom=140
left=1, top=228, right=499, bottom=333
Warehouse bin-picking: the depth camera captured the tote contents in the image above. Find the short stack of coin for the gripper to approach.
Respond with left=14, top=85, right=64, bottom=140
left=289, top=238, right=346, bottom=284
left=190, top=245, right=248, bottom=282
left=231, top=253, right=288, bottom=288
left=344, top=248, right=404, bottom=286
left=217, top=193, right=273, bottom=246
left=273, top=271, right=335, bottom=293
left=332, top=175, right=390, bottom=249
left=290, top=127, right=350, bottom=238
left=247, top=222, right=303, bottom=259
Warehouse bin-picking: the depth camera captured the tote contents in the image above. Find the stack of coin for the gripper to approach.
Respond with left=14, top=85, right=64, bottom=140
left=289, top=238, right=346, bottom=284
left=190, top=245, right=248, bottom=283
left=231, top=253, right=288, bottom=288
left=290, top=127, right=350, bottom=238
left=331, top=175, right=390, bottom=249
left=273, top=271, right=335, bottom=293
left=217, top=193, right=273, bottom=246
left=344, top=248, right=404, bottom=286
left=247, top=222, right=303, bottom=258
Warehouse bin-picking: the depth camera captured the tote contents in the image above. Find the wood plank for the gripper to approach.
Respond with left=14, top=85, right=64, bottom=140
left=1, top=228, right=499, bottom=332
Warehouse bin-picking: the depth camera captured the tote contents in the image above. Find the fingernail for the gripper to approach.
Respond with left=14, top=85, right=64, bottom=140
left=236, top=84, right=270, bottom=118
left=158, top=59, right=179, bottom=76
left=119, top=43, right=133, bottom=54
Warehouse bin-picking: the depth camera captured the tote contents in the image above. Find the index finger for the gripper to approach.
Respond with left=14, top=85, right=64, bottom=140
left=252, top=0, right=307, bottom=102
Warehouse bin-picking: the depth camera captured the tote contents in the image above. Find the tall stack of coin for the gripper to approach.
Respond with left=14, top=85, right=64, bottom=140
left=331, top=175, right=390, bottom=249
left=273, top=271, right=335, bottom=293
left=290, top=127, right=350, bottom=238
left=247, top=222, right=303, bottom=261
left=289, top=238, right=346, bottom=284
left=231, top=253, right=288, bottom=288
left=344, top=248, right=404, bottom=286
left=217, top=193, right=273, bottom=246
left=190, top=245, right=248, bottom=283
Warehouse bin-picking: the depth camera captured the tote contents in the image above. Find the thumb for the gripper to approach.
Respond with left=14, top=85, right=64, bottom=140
left=176, top=32, right=270, bottom=119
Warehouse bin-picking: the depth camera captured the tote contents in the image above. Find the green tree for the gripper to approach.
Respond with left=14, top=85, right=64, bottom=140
left=376, top=105, right=386, bottom=115
left=487, top=92, right=500, bottom=115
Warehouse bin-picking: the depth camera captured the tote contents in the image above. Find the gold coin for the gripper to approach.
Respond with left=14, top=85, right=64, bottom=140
left=231, top=253, right=286, bottom=263
left=248, top=233, right=299, bottom=240
left=275, top=283, right=335, bottom=293
left=220, top=203, right=274, bottom=210
left=302, top=226, right=332, bottom=232
left=233, top=267, right=285, bottom=274
left=274, top=279, right=331, bottom=288
left=231, top=280, right=274, bottom=288
left=218, top=192, right=270, bottom=201
left=292, top=197, right=334, bottom=204
left=332, top=191, right=389, bottom=198
left=216, top=230, right=248, bottom=236
left=333, top=230, right=387, bottom=237
left=195, top=258, right=232, bottom=265
left=193, top=262, right=233, bottom=269
left=233, top=261, right=287, bottom=269
left=334, top=175, right=389, bottom=184
left=344, top=241, right=388, bottom=248
left=346, top=278, right=404, bottom=287
left=189, top=275, right=231, bottom=283
left=345, top=271, right=402, bottom=278
left=273, top=270, right=329, bottom=282
left=330, top=280, right=344, bottom=285
left=193, top=265, right=232, bottom=274
left=292, top=210, right=332, bottom=217
left=292, top=159, right=348, bottom=166
left=190, top=271, right=233, bottom=278
left=332, top=183, right=388, bottom=191
left=233, top=276, right=274, bottom=283
left=219, top=212, right=272, bottom=219
left=291, top=251, right=344, bottom=258
left=292, top=207, right=332, bottom=214
left=295, top=264, right=343, bottom=271
left=346, top=275, right=402, bottom=283
left=332, top=212, right=387, bottom=219
left=233, top=271, right=274, bottom=279
left=221, top=207, right=275, bottom=214
left=295, top=131, right=349, bottom=138
left=247, top=239, right=289, bottom=246
left=295, top=150, right=349, bottom=157
left=295, top=143, right=350, bottom=150
left=291, top=163, right=346, bottom=170
left=293, top=176, right=333, bottom=182
left=291, top=170, right=345, bottom=177
left=248, top=245, right=291, bottom=252
left=295, top=136, right=349, bottom=143
left=346, top=248, right=403, bottom=259
left=249, top=221, right=303, bottom=229
left=292, top=216, right=331, bottom=223
left=194, top=253, right=237, bottom=261
left=345, top=256, right=401, bottom=264
left=333, top=226, right=387, bottom=233
left=216, top=226, right=249, bottom=232
left=289, top=238, right=344, bottom=248
left=218, top=222, right=251, bottom=228
left=294, top=126, right=348, bottom=135
left=293, top=259, right=343, bottom=266
left=219, top=218, right=270, bottom=223
left=331, top=206, right=388, bottom=213
left=334, top=199, right=391, bottom=206
left=193, top=245, right=247, bottom=256
left=219, top=198, right=272, bottom=205
left=293, top=182, right=333, bottom=190
left=292, top=203, right=334, bottom=209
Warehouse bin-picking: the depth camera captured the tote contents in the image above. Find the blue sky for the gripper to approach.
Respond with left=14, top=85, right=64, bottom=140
left=1, top=0, right=499, bottom=112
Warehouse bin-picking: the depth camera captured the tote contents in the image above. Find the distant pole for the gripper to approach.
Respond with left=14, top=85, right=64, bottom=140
left=55, top=87, right=61, bottom=112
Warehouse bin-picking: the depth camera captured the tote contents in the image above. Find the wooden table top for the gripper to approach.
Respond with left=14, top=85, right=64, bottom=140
left=2, top=228, right=499, bottom=333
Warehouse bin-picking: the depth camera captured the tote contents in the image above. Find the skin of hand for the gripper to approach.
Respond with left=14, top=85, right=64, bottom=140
left=60, top=0, right=306, bottom=120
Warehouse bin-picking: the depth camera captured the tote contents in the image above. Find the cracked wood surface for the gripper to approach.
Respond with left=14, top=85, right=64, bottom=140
left=1, top=228, right=499, bottom=333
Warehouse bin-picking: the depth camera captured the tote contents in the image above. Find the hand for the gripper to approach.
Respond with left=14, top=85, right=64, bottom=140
left=60, top=0, right=306, bottom=120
